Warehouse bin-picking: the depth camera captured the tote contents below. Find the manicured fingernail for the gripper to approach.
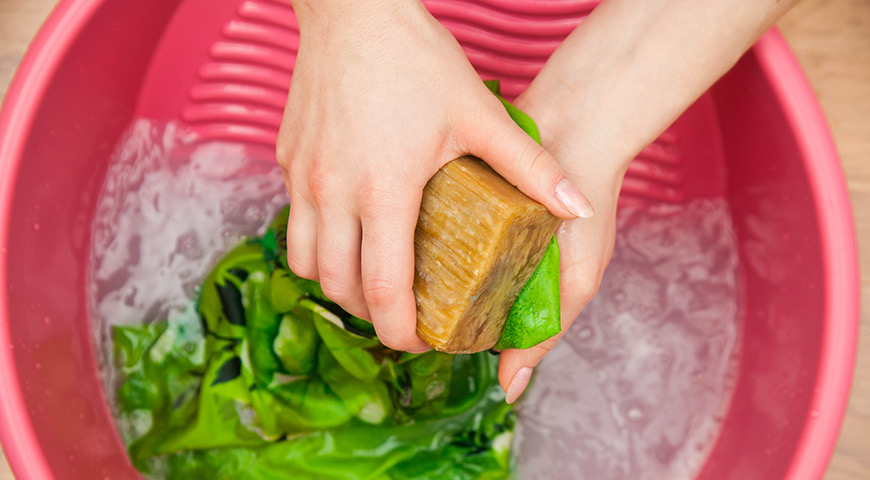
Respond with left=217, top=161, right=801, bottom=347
left=555, top=178, right=594, bottom=218
left=505, top=366, right=533, bottom=404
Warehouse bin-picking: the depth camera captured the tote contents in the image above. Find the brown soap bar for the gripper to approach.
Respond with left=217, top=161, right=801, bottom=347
left=414, top=156, right=560, bottom=353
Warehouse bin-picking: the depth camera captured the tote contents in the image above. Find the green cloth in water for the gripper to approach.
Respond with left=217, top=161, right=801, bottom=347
left=113, top=207, right=514, bottom=479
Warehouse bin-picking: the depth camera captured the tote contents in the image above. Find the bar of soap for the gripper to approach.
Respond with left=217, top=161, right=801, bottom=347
left=414, top=156, right=560, bottom=353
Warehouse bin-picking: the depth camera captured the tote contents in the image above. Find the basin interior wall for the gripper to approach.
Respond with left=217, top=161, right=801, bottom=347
left=0, top=0, right=850, bottom=479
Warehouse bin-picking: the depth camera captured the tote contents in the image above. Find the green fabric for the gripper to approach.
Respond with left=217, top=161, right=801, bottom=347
left=496, top=236, right=561, bottom=350
left=113, top=206, right=513, bottom=479
left=484, top=80, right=562, bottom=350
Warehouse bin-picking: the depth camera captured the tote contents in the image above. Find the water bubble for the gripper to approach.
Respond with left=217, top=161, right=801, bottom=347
left=175, top=231, right=203, bottom=259
left=576, top=325, right=594, bottom=342
left=243, top=205, right=265, bottom=224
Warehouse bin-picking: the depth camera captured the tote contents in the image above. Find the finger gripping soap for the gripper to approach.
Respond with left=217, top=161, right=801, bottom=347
left=414, top=156, right=560, bottom=353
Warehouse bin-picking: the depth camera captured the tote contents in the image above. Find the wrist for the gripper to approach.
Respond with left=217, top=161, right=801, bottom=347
left=290, top=0, right=428, bottom=33
left=515, top=78, right=635, bottom=187
left=518, top=0, right=798, bottom=178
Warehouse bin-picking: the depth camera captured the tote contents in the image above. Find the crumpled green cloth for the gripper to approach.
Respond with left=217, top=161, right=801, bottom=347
left=113, top=207, right=513, bottom=479
left=487, top=80, right=561, bottom=350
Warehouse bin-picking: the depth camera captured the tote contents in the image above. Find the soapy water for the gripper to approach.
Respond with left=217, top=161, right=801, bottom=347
left=90, top=120, right=740, bottom=479
left=89, top=120, right=289, bottom=382
left=514, top=200, right=741, bottom=480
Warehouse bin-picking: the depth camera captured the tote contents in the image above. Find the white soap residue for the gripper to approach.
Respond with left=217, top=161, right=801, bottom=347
left=89, top=120, right=288, bottom=387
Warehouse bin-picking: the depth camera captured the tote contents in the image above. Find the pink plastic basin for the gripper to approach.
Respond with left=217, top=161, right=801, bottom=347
left=0, top=0, right=858, bottom=479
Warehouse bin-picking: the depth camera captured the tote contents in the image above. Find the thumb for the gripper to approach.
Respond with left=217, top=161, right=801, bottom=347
left=463, top=110, right=594, bottom=220
left=497, top=265, right=603, bottom=403
left=497, top=240, right=597, bottom=403
left=497, top=335, right=560, bottom=404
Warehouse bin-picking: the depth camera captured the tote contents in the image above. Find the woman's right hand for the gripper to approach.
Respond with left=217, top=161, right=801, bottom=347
left=278, top=0, right=592, bottom=352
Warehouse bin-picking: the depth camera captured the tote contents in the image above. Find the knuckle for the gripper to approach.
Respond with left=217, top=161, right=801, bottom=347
left=286, top=169, right=309, bottom=202
left=306, top=171, right=330, bottom=205
left=318, top=270, right=354, bottom=304
left=282, top=171, right=300, bottom=201
left=358, top=194, right=390, bottom=219
left=527, top=338, right=557, bottom=362
left=358, top=176, right=418, bottom=220
left=378, top=336, right=406, bottom=352
left=306, top=162, right=345, bottom=207
left=277, top=156, right=309, bottom=201
left=275, top=142, right=293, bottom=169
left=523, top=143, right=552, bottom=179
left=275, top=129, right=303, bottom=170
left=361, top=277, right=400, bottom=309
left=343, top=303, right=371, bottom=321
left=376, top=329, right=417, bottom=352
left=284, top=237, right=316, bottom=280
left=567, top=267, right=604, bottom=308
left=286, top=252, right=316, bottom=280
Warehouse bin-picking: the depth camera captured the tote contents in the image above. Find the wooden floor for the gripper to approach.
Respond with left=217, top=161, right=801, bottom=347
left=1, top=0, right=868, bottom=478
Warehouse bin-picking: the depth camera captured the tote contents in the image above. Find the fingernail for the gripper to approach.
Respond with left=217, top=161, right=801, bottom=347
left=408, top=344, right=432, bottom=354
left=555, top=178, right=594, bottom=218
left=505, top=366, right=533, bottom=404
left=407, top=336, right=433, bottom=354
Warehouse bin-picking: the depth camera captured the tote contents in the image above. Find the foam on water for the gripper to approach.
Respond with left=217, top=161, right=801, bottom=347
left=515, top=200, right=741, bottom=479
left=89, top=120, right=288, bottom=387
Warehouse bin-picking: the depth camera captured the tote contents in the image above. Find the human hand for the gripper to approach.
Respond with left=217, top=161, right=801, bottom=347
left=278, top=0, right=593, bottom=352
left=497, top=89, right=624, bottom=404
left=495, top=0, right=800, bottom=402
